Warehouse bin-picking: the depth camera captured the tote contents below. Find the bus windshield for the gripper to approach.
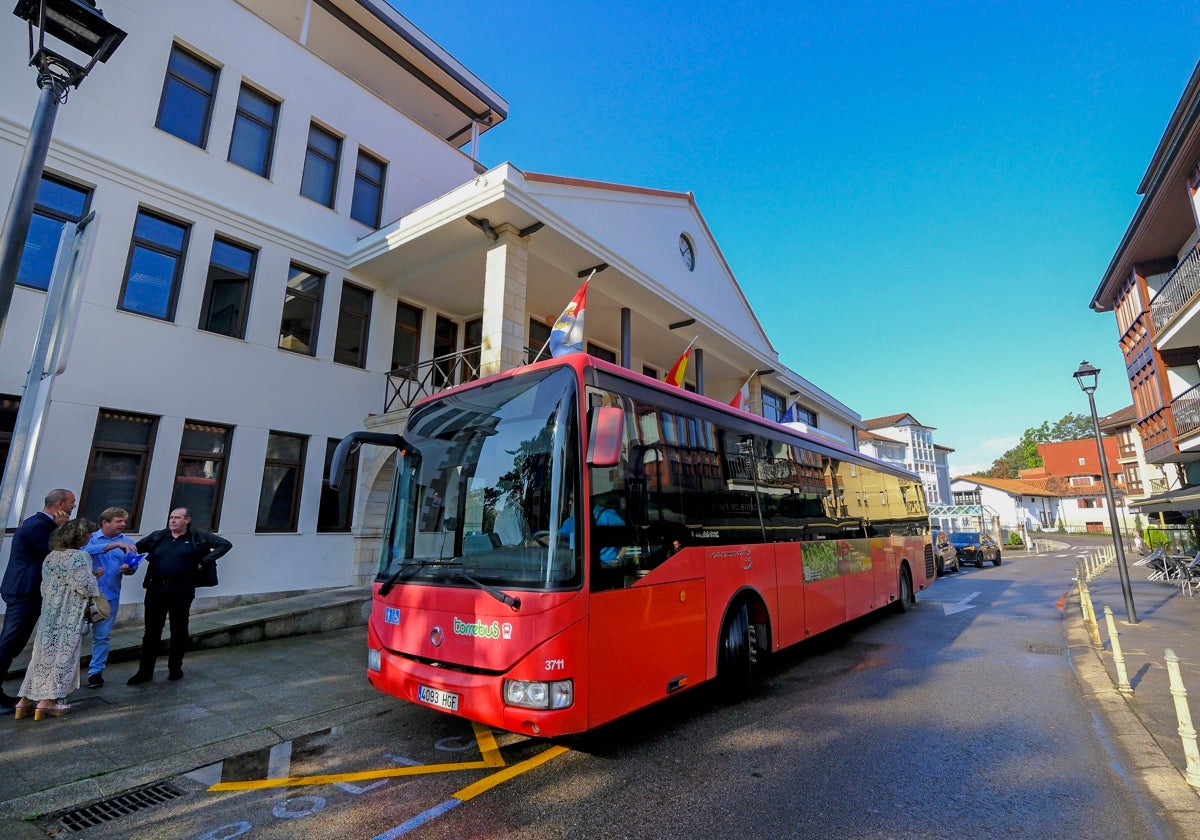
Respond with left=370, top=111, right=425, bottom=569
left=379, top=365, right=581, bottom=591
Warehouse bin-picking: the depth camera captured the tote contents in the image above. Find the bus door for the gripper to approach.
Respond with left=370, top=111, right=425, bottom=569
left=587, top=576, right=707, bottom=728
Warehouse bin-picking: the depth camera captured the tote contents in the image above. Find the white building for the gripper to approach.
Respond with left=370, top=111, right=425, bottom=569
left=1, top=1, right=870, bottom=614
left=948, top=477, right=1059, bottom=541
left=857, top=413, right=947, bottom=505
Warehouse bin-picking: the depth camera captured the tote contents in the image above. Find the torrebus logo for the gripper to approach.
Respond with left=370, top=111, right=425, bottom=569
left=454, top=617, right=501, bottom=638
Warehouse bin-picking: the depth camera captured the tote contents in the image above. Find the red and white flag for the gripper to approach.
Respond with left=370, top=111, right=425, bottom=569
left=729, top=371, right=755, bottom=410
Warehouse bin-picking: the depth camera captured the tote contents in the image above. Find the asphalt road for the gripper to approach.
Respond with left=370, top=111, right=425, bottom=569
left=39, top=548, right=1178, bottom=839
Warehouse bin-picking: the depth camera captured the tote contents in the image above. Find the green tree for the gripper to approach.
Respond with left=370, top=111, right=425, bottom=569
left=974, top=413, right=1094, bottom=479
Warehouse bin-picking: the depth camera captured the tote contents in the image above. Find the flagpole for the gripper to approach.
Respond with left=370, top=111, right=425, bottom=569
left=533, top=270, right=595, bottom=363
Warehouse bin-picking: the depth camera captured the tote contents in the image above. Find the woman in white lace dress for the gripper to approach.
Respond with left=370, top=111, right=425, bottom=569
left=13, top=518, right=100, bottom=720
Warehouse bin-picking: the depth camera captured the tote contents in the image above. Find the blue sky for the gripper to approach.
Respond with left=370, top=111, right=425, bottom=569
left=393, top=1, right=1199, bottom=474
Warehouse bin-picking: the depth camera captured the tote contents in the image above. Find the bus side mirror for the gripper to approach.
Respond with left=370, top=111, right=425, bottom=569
left=587, top=406, right=623, bottom=467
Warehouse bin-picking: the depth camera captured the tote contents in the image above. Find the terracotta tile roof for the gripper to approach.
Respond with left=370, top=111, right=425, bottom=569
left=1098, top=404, right=1137, bottom=432
left=954, top=476, right=1058, bottom=497
left=862, top=413, right=921, bottom=429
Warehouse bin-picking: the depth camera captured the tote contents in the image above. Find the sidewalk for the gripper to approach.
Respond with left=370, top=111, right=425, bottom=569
left=0, top=586, right=380, bottom=832
left=2, top=561, right=1199, bottom=834
left=1062, top=544, right=1200, bottom=830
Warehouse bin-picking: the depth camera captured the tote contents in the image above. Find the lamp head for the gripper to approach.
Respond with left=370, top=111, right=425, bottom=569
left=1073, top=360, right=1100, bottom=394
left=13, top=0, right=127, bottom=89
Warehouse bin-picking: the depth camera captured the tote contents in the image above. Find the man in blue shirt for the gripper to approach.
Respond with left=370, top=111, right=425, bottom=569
left=83, top=507, right=138, bottom=688
left=0, top=489, right=75, bottom=711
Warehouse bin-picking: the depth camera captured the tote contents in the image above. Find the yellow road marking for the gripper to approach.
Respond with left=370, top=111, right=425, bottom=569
left=209, top=722, right=506, bottom=791
left=451, top=744, right=569, bottom=801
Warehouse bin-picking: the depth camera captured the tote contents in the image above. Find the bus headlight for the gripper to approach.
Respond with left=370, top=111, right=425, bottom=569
left=367, top=647, right=382, bottom=672
left=504, top=678, right=573, bottom=710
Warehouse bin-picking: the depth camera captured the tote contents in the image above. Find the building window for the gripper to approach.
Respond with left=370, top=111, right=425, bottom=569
left=279, top=264, right=324, bottom=355
left=464, top=317, right=482, bottom=382
left=171, top=421, right=232, bottom=531
left=119, top=209, right=190, bottom=320
left=156, top=44, right=219, bottom=148
left=301, top=123, right=341, bottom=208
left=228, top=83, right=279, bottom=177
left=257, top=431, right=307, bottom=532
left=528, top=318, right=550, bottom=361
left=642, top=365, right=658, bottom=380
left=351, top=149, right=385, bottom=227
left=334, top=282, right=372, bottom=367
left=761, top=388, right=785, bottom=422
left=16, top=174, right=91, bottom=291
left=318, top=438, right=356, bottom=532
left=80, top=410, right=158, bottom=530
left=391, top=300, right=422, bottom=372
left=433, top=315, right=458, bottom=387
left=1079, top=498, right=1103, bottom=509
left=0, top=394, right=18, bottom=475
left=587, top=342, right=617, bottom=363
left=199, top=237, right=256, bottom=338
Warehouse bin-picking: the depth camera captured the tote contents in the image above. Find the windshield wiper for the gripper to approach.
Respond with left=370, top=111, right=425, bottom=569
left=379, top=559, right=461, bottom=596
left=451, top=571, right=521, bottom=612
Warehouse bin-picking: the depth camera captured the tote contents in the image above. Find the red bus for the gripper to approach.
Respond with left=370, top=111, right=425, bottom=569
left=332, top=354, right=935, bottom=737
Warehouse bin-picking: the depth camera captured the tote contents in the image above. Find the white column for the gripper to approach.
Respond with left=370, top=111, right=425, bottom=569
left=481, top=223, right=529, bottom=377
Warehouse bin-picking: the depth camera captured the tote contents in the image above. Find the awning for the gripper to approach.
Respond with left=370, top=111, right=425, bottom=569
left=1129, top=486, right=1200, bottom=513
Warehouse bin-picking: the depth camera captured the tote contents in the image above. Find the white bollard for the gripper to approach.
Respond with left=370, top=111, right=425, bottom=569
left=1080, top=582, right=1103, bottom=650
left=1103, top=606, right=1132, bottom=694
left=1164, top=648, right=1200, bottom=789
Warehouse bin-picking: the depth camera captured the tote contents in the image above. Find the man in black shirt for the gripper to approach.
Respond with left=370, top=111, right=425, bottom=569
left=127, top=507, right=231, bottom=684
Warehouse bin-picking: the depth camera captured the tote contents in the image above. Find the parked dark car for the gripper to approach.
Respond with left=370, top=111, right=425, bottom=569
left=933, top=530, right=959, bottom=574
left=949, top=531, right=1002, bottom=567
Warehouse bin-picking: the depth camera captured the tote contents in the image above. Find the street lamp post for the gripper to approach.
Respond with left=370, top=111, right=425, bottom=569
left=0, top=0, right=125, bottom=340
left=1074, top=360, right=1138, bottom=624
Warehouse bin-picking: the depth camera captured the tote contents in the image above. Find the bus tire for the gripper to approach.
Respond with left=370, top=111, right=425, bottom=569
left=717, top=602, right=752, bottom=701
left=894, top=565, right=913, bottom=614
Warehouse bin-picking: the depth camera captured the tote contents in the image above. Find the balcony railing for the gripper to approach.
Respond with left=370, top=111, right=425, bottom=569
left=1171, top=379, right=1200, bottom=439
left=383, top=344, right=558, bottom=413
left=384, top=346, right=483, bottom=413
left=1150, top=245, right=1200, bottom=335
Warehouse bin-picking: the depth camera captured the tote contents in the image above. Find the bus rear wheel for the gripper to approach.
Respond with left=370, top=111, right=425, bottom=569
left=894, top=566, right=913, bottom=613
left=717, top=603, right=753, bottom=701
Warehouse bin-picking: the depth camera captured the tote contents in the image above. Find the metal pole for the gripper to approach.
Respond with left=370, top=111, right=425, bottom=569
left=0, top=76, right=66, bottom=341
left=1087, top=388, right=1138, bottom=623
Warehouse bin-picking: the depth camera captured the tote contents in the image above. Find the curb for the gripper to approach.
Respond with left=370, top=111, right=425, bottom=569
left=1063, top=586, right=1200, bottom=834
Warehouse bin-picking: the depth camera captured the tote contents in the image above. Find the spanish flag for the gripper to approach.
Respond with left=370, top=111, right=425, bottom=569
left=663, top=337, right=697, bottom=388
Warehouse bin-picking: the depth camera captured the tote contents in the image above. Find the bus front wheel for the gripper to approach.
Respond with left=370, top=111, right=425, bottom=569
left=717, top=603, right=752, bottom=701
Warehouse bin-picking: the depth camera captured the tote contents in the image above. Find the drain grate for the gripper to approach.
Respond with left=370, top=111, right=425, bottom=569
left=1027, top=641, right=1065, bottom=656
left=54, top=782, right=185, bottom=832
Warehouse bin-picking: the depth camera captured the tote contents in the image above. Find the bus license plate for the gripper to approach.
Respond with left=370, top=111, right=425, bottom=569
left=417, top=685, right=459, bottom=712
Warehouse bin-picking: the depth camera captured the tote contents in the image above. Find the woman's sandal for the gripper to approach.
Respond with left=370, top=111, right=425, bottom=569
left=33, top=702, right=70, bottom=720
left=13, top=700, right=36, bottom=720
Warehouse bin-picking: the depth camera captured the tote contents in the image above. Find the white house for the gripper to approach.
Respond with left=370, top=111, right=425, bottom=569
left=949, top=476, right=1060, bottom=541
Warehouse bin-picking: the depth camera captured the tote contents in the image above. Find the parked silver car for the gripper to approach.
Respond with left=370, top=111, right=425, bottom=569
left=933, top=531, right=959, bottom=574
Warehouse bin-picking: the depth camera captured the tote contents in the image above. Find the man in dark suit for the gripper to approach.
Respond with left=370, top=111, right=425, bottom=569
left=0, top=489, right=76, bottom=711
